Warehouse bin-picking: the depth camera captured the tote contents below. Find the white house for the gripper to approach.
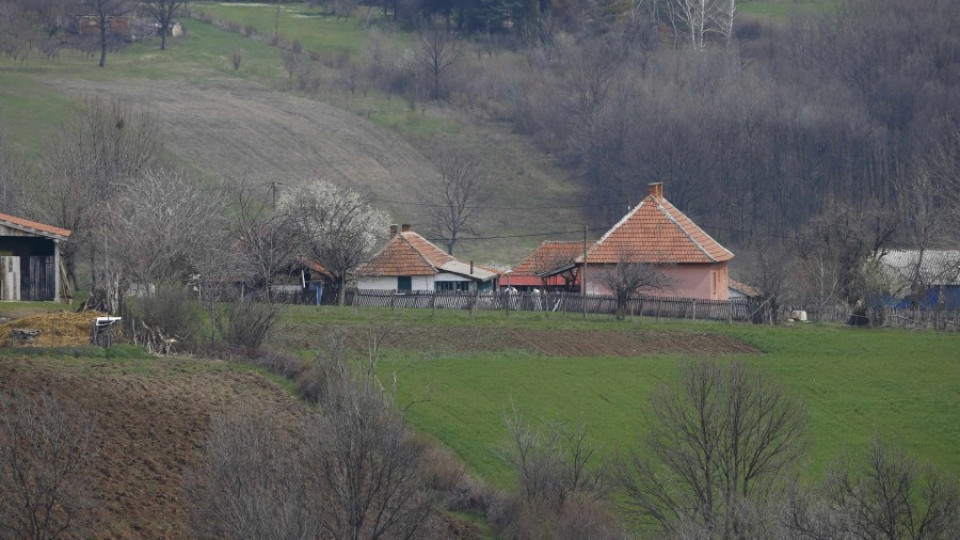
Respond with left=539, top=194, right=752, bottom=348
left=355, top=225, right=497, bottom=293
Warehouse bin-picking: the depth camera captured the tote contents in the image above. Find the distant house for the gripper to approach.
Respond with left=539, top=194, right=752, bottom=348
left=545, top=183, right=733, bottom=301
left=0, top=213, right=71, bottom=302
left=728, top=278, right=761, bottom=301
left=74, top=15, right=133, bottom=41
left=506, top=241, right=583, bottom=291
left=355, top=225, right=498, bottom=293
left=877, top=250, right=960, bottom=310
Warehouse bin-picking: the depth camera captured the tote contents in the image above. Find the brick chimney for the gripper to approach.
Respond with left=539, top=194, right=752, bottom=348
left=401, top=224, right=411, bottom=232
left=648, top=182, right=663, bottom=199
left=389, top=224, right=398, bottom=237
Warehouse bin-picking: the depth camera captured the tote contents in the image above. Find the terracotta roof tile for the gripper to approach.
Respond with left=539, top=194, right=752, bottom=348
left=580, top=189, right=732, bottom=265
left=356, top=231, right=454, bottom=277
left=508, top=241, right=584, bottom=286
left=0, top=212, right=72, bottom=239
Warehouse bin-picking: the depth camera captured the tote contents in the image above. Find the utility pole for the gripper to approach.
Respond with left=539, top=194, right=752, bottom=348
left=582, top=224, right=587, bottom=320
left=271, top=181, right=278, bottom=209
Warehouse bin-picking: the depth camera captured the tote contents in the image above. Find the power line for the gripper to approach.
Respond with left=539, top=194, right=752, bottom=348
left=371, top=197, right=630, bottom=211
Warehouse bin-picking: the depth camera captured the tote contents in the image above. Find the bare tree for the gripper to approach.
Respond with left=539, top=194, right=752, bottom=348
left=784, top=435, right=960, bottom=540
left=103, top=168, right=226, bottom=313
left=228, top=178, right=302, bottom=300
left=620, top=359, right=807, bottom=536
left=80, top=0, right=130, bottom=67
left=281, top=180, right=389, bottom=306
left=142, top=0, right=185, bottom=51
left=188, top=406, right=322, bottom=540
left=424, top=143, right=487, bottom=255
left=596, top=250, right=674, bottom=320
left=664, top=0, right=736, bottom=49
left=745, top=240, right=794, bottom=325
left=414, top=28, right=463, bottom=100
left=35, top=97, right=162, bottom=291
left=530, top=242, right=581, bottom=290
left=0, top=390, right=98, bottom=540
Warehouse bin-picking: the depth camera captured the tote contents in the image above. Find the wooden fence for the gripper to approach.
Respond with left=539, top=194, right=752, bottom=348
left=339, top=289, right=756, bottom=322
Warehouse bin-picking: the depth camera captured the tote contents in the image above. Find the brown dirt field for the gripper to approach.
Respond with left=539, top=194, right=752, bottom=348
left=287, top=325, right=758, bottom=357
left=0, top=354, right=305, bottom=538
left=0, top=310, right=105, bottom=347
left=41, top=76, right=584, bottom=262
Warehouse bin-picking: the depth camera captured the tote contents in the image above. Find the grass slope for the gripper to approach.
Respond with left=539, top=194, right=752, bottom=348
left=279, top=307, right=960, bottom=487
left=0, top=9, right=583, bottom=263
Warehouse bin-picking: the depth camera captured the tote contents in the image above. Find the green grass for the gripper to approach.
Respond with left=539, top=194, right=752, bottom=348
left=282, top=308, right=960, bottom=486
left=193, top=2, right=389, bottom=57
left=739, top=0, right=836, bottom=17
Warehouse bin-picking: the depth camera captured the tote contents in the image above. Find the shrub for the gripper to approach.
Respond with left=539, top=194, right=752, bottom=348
left=215, top=299, right=282, bottom=354
left=126, top=287, right=203, bottom=353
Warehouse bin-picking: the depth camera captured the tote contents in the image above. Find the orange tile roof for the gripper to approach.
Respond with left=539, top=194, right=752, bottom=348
left=513, top=241, right=584, bottom=275
left=0, top=212, right=72, bottom=239
left=356, top=231, right=454, bottom=277
left=580, top=188, right=732, bottom=265
left=728, top=278, right=760, bottom=298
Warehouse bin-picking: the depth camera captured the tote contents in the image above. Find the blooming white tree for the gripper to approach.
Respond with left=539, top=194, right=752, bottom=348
left=281, top=180, right=389, bottom=305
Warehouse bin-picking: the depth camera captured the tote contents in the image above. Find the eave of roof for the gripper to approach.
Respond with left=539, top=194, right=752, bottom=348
left=0, top=212, right=72, bottom=240
left=576, top=194, right=732, bottom=265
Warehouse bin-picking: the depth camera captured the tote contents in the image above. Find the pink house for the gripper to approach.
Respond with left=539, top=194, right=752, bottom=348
left=577, top=183, right=734, bottom=300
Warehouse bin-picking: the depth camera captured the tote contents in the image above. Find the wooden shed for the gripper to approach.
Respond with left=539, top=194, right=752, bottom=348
left=0, top=212, right=71, bottom=302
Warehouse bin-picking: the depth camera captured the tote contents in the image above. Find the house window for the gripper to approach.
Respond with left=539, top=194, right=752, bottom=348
left=435, top=281, right=470, bottom=292
left=397, top=276, right=412, bottom=292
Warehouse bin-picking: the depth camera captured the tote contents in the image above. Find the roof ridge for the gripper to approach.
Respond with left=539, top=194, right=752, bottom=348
left=579, top=200, right=646, bottom=263
left=399, top=232, right=440, bottom=272
left=655, top=200, right=716, bottom=262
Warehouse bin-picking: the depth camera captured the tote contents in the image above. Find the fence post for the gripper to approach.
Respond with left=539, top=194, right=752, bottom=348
left=430, top=292, right=436, bottom=317
left=727, top=300, right=733, bottom=324
left=691, top=299, right=697, bottom=320
left=470, top=290, right=478, bottom=317
left=390, top=289, right=396, bottom=313
left=656, top=299, right=662, bottom=323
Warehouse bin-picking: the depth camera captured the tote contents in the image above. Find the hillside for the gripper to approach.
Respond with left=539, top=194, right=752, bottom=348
left=0, top=348, right=304, bottom=538
left=0, top=17, right=584, bottom=263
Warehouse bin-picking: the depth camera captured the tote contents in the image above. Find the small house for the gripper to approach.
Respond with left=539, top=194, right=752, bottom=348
left=544, top=183, right=734, bottom=300
left=877, top=250, right=960, bottom=310
left=0, top=212, right=71, bottom=302
left=355, top=225, right=498, bottom=293
left=506, top=241, right=583, bottom=291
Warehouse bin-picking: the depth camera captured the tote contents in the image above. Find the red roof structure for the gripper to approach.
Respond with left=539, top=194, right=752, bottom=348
left=579, top=183, right=731, bottom=265
left=509, top=241, right=583, bottom=287
left=0, top=212, right=71, bottom=240
left=356, top=227, right=498, bottom=282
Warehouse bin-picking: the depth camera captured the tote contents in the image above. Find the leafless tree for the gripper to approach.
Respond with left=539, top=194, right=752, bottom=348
left=620, top=359, right=807, bottom=537
left=0, top=142, right=27, bottom=215
left=0, top=390, right=99, bottom=540
left=745, top=240, right=794, bottom=324
left=188, top=406, right=322, bottom=540
left=281, top=180, right=389, bottom=306
left=103, top=168, right=226, bottom=313
left=783, top=435, right=960, bottom=540
left=530, top=242, right=581, bottom=290
left=228, top=178, right=303, bottom=300
left=142, top=0, right=185, bottom=51
left=80, top=0, right=130, bottom=67
left=414, top=28, right=463, bottom=100
left=424, top=143, right=488, bottom=255
left=35, top=97, right=162, bottom=291
left=596, top=250, right=674, bottom=320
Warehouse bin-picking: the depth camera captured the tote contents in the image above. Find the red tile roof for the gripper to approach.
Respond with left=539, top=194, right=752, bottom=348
left=580, top=187, right=732, bottom=265
left=0, top=212, right=72, bottom=239
left=356, top=231, right=454, bottom=277
left=509, top=241, right=584, bottom=286
left=728, top=278, right=761, bottom=298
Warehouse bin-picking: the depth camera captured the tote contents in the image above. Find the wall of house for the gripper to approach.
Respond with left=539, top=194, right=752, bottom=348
left=585, top=262, right=730, bottom=300
left=356, top=275, right=434, bottom=291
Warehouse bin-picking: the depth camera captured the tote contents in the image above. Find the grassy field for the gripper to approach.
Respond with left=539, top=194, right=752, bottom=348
left=277, top=306, right=960, bottom=487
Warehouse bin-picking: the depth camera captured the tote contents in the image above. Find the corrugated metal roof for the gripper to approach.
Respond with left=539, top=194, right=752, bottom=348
left=880, top=250, right=960, bottom=287
left=579, top=191, right=732, bottom=264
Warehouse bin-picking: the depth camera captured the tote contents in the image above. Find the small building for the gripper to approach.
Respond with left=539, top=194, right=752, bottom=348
left=0, top=213, right=71, bottom=302
left=545, top=183, right=734, bottom=301
left=728, top=278, right=761, bottom=301
left=355, top=225, right=498, bottom=293
left=877, top=249, right=960, bottom=310
left=506, top=241, right=583, bottom=291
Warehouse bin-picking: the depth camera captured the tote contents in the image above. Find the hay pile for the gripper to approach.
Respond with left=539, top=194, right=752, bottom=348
left=0, top=311, right=106, bottom=348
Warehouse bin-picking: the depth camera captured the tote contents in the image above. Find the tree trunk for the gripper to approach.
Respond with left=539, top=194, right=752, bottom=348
left=160, top=25, right=168, bottom=50
left=99, top=19, right=108, bottom=67
left=338, top=278, right=347, bottom=306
